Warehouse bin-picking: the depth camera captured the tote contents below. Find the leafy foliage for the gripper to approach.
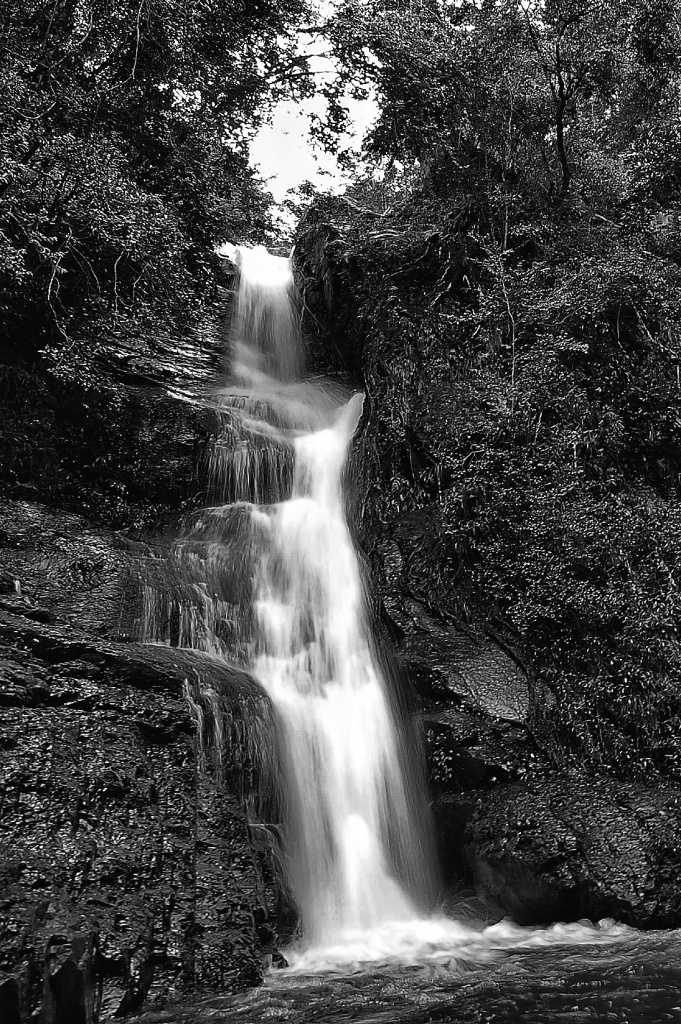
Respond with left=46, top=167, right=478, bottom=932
left=0, top=0, right=312, bottom=360
left=0, top=0, right=312, bottom=525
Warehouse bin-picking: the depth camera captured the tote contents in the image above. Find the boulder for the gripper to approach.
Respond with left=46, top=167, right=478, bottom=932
left=438, top=775, right=681, bottom=928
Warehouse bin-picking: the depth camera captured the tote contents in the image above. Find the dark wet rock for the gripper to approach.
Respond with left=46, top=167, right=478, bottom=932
left=424, top=706, right=542, bottom=795
left=396, top=596, right=529, bottom=723
left=0, top=505, right=285, bottom=1022
left=0, top=305, right=226, bottom=532
left=437, top=775, right=681, bottom=928
left=0, top=971, right=26, bottom=1024
left=0, top=501, right=140, bottom=638
left=43, top=933, right=96, bottom=1024
left=374, top=533, right=530, bottom=724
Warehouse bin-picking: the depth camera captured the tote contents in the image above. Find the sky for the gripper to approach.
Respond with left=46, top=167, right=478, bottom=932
left=249, top=33, right=377, bottom=207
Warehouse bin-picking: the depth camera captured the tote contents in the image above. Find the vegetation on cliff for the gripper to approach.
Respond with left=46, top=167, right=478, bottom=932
left=5, top=0, right=680, bottom=767
left=0, top=0, right=313, bottom=525
left=296, top=0, right=681, bottom=781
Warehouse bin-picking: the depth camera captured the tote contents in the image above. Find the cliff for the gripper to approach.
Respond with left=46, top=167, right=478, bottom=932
left=0, top=294, right=289, bottom=1022
left=2, top=184, right=681, bottom=1019
left=294, top=190, right=681, bottom=929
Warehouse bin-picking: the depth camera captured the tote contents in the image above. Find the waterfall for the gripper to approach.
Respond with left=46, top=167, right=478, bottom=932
left=141, top=244, right=631, bottom=969
left=219, top=245, right=430, bottom=947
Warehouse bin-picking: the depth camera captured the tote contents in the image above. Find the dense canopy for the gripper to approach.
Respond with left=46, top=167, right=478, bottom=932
left=0, top=0, right=313, bottom=366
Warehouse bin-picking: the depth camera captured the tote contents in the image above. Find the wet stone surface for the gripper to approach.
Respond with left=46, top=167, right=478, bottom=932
left=0, top=502, right=282, bottom=1021
left=436, top=774, right=681, bottom=929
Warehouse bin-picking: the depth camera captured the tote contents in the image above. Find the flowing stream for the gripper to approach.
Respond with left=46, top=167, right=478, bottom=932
left=143, top=246, right=681, bottom=1018
left=137, top=928, right=681, bottom=1024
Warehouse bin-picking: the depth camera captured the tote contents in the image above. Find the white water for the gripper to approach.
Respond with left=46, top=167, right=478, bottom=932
left=254, top=396, right=420, bottom=944
left=226, top=246, right=427, bottom=947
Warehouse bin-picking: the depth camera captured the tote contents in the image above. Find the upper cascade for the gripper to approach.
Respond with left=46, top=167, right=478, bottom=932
left=231, top=245, right=302, bottom=387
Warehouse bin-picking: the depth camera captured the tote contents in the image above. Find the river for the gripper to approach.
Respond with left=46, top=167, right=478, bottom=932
left=135, top=926, right=681, bottom=1023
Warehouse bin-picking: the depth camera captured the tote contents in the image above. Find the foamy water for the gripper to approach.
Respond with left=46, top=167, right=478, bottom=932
left=227, top=248, right=429, bottom=947
left=283, top=915, right=634, bottom=973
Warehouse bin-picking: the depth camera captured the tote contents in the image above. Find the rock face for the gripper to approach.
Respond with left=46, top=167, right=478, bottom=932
left=0, top=502, right=284, bottom=1022
left=0, top=285, right=231, bottom=532
left=295, top=200, right=681, bottom=931
left=440, top=776, right=681, bottom=928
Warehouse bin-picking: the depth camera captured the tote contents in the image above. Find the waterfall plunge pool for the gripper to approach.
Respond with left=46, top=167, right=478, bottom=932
left=135, top=926, right=681, bottom=1023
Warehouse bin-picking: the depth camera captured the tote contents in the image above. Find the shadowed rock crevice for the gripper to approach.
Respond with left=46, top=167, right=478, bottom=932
left=438, top=776, right=681, bottom=928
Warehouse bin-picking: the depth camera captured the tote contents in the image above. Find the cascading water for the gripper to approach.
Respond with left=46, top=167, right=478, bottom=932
left=224, top=246, right=430, bottom=948
left=254, top=396, right=420, bottom=945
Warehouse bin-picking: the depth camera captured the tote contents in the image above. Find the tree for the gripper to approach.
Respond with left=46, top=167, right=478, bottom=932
left=323, top=0, right=681, bottom=217
left=295, top=0, right=681, bottom=776
left=0, top=0, right=313, bottom=368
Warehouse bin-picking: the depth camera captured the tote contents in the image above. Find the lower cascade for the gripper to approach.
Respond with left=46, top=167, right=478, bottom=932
left=144, top=244, right=629, bottom=968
